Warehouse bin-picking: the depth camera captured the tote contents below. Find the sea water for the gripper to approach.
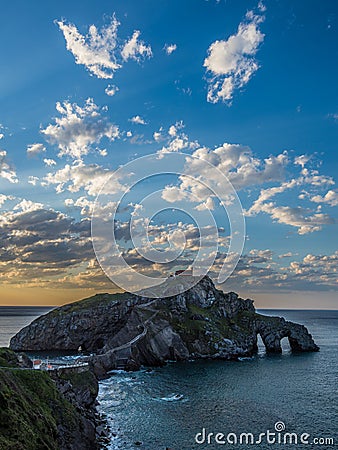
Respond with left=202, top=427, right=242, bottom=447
left=1, top=308, right=337, bottom=449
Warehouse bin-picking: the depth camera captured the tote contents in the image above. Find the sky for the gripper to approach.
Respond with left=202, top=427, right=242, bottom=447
left=0, top=0, right=337, bottom=307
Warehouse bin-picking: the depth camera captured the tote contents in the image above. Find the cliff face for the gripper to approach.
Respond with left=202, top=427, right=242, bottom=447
left=0, top=348, right=100, bottom=450
left=10, top=276, right=319, bottom=378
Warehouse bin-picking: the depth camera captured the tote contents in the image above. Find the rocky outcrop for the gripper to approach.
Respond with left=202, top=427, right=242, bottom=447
left=0, top=348, right=103, bottom=450
left=0, top=347, right=32, bottom=368
left=49, top=367, right=101, bottom=449
left=255, top=314, right=320, bottom=353
left=10, top=276, right=319, bottom=378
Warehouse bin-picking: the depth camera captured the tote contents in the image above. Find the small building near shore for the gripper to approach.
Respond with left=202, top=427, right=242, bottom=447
left=33, top=359, right=42, bottom=370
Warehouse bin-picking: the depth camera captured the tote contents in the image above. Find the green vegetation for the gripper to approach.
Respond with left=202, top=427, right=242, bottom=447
left=163, top=302, right=237, bottom=347
left=0, top=348, right=22, bottom=368
left=0, top=368, right=79, bottom=450
left=50, top=291, right=129, bottom=316
left=58, top=369, right=98, bottom=398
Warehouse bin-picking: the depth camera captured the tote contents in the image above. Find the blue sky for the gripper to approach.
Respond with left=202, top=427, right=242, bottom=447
left=0, top=0, right=337, bottom=306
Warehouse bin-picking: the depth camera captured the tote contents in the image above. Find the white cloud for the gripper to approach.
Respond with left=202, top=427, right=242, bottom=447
left=247, top=179, right=300, bottom=215
left=121, top=30, right=152, bottom=61
left=57, top=15, right=153, bottom=98
left=219, top=249, right=338, bottom=292
left=294, top=154, right=311, bottom=168
left=105, top=84, right=119, bottom=96
left=65, top=195, right=117, bottom=217
left=13, top=199, right=44, bottom=213
left=279, top=252, right=293, bottom=258
left=311, top=190, right=338, bottom=207
left=0, top=204, right=96, bottom=288
left=155, top=126, right=336, bottom=235
left=129, top=115, right=147, bottom=125
left=0, top=150, right=18, bottom=183
left=43, top=158, right=57, bottom=167
left=168, top=125, right=177, bottom=137
left=164, top=43, right=177, bottom=55
left=57, top=15, right=121, bottom=79
left=41, top=98, right=119, bottom=160
left=249, top=248, right=273, bottom=260
left=156, top=122, right=198, bottom=158
left=161, top=186, right=190, bottom=203
left=194, top=196, right=215, bottom=211
left=252, top=203, right=333, bottom=235
left=187, top=144, right=288, bottom=191
left=28, top=176, right=39, bottom=186
left=287, top=252, right=338, bottom=287
left=204, top=5, right=265, bottom=104
left=43, top=161, right=125, bottom=196
left=153, top=131, right=163, bottom=142
left=0, top=194, right=10, bottom=206
left=246, top=169, right=335, bottom=234
left=27, top=143, right=46, bottom=157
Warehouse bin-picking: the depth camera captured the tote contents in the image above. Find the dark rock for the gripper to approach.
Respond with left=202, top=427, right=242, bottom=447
left=10, top=276, right=319, bottom=378
left=0, top=354, right=101, bottom=450
left=0, top=347, right=32, bottom=368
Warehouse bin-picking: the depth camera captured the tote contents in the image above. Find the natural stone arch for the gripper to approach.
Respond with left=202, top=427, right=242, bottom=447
left=256, top=318, right=319, bottom=354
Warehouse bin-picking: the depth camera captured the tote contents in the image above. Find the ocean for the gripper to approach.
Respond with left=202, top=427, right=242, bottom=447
left=1, top=308, right=337, bottom=450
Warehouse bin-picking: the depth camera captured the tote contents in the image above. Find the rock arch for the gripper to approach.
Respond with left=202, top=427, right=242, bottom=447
left=256, top=318, right=319, bottom=354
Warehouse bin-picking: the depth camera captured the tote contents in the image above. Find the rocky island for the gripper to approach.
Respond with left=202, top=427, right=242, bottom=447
left=10, top=276, right=319, bottom=379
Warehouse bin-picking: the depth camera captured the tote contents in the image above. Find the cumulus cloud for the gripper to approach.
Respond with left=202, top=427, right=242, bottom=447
left=279, top=252, right=293, bottom=258
left=0, top=150, right=18, bottom=183
left=57, top=14, right=152, bottom=97
left=43, top=158, right=57, bottom=167
left=64, top=196, right=117, bottom=218
left=129, top=115, right=147, bottom=125
left=294, top=154, right=311, bottom=168
left=204, top=4, right=265, bottom=104
left=105, top=84, right=119, bottom=96
left=157, top=122, right=198, bottom=158
left=246, top=170, right=336, bottom=234
left=57, top=15, right=121, bottom=79
left=41, top=98, right=119, bottom=160
left=0, top=194, right=10, bottom=207
left=155, top=126, right=336, bottom=235
left=13, top=199, right=44, bottom=212
left=43, top=161, right=125, bottom=196
left=153, top=131, right=163, bottom=142
left=158, top=129, right=291, bottom=211
left=217, top=249, right=338, bottom=292
left=191, top=145, right=288, bottom=190
left=28, top=176, right=39, bottom=186
left=121, top=30, right=152, bottom=61
left=310, top=190, right=338, bottom=207
left=27, top=143, right=46, bottom=157
left=164, top=43, right=177, bottom=55
left=252, top=203, right=333, bottom=235
left=0, top=203, right=95, bottom=288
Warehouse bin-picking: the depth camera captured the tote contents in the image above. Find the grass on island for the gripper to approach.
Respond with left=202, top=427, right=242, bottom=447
left=0, top=368, right=79, bottom=450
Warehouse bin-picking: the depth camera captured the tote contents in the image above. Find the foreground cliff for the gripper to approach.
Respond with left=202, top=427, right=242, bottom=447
left=10, top=276, right=319, bottom=378
left=0, top=348, right=100, bottom=450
